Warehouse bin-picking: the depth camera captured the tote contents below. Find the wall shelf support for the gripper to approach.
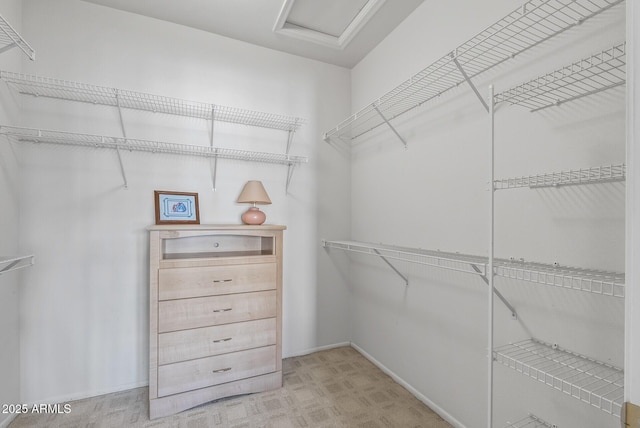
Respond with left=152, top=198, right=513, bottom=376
left=452, top=55, right=489, bottom=113
left=0, top=255, right=34, bottom=275
left=285, top=162, right=295, bottom=195
left=211, top=149, right=219, bottom=192
left=210, top=107, right=218, bottom=191
left=0, top=14, right=35, bottom=60
left=470, top=263, right=517, bottom=319
left=373, top=248, right=409, bottom=285
left=115, top=92, right=129, bottom=188
left=373, top=106, right=407, bottom=148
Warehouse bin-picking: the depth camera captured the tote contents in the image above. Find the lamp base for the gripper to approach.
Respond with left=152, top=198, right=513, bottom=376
left=241, top=207, right=266, bottom=225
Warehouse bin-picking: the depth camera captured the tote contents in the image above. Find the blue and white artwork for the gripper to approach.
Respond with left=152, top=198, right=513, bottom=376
left=158, top=194, right=197, bottom=221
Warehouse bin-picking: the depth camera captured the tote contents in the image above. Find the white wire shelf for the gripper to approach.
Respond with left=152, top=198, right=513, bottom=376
left=322, top=240, right=624, bottom=298
left=323, top=0, right=623, bottom=141
left=494, top=43, right=626, bottom=111
left=494, top=258, right=624, bottom=297
left=0, top=125, right=308, bottom=166
left=504, top=414, right=555, bottom=428
left=0, top=71, right=303, bottom=132
left=494, top=338, right=624, bottom=417
left=494, top=163, right=626, bottom=189
left=0, top=14, right=35, bottom=60
left=0, top=255, right=34, bottom=275
left=322, top=240, right=488, bottom=276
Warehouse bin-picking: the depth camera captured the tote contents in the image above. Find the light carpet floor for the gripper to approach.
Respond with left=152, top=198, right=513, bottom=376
left=9, top=346, right=452, bottom=428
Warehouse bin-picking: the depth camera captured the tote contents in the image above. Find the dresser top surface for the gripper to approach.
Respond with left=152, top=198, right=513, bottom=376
left=149, top=224, right=286, bottom=231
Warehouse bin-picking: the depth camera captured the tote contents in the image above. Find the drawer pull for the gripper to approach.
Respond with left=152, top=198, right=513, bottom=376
left=213, top=279, right=233, bottom=283
left=212, top=308, right=232, bottom=313
left=212, top=367, right=232, bottom=373
left=212, top=337, right=232, bottom=343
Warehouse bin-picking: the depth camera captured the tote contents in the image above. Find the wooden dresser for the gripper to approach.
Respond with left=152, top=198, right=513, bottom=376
left=148, top=224, right=285, bottom=419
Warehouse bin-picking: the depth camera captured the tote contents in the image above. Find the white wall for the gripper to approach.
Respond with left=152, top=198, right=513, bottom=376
left=346, top=1, right=626, bottom=427
left=0, top=1, right=25, bottom=426
left=16, top=0, right=351, bottom=405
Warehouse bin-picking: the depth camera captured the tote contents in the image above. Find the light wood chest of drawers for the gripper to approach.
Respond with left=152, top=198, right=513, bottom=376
left=148, top=225, right=285, bottom=419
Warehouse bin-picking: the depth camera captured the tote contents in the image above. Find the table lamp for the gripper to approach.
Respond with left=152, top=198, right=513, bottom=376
left=237, top=180, right=272, bottom=225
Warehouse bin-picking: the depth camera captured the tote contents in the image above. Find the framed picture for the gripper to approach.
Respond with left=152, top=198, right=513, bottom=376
left=154, top=191, right=200, bottom=225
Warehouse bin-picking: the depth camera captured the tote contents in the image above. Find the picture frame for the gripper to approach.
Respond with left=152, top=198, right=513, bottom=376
left=154, top=190, right=200, bottom=225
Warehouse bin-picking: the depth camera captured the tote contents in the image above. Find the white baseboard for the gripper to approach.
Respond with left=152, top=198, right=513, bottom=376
left=0, top=414, right=17, bottom=428
left=285, top=341, right=351, bottom=358
left=350, top=342, right=466, bottom=428
left=22, top=380, right=149, bottom=408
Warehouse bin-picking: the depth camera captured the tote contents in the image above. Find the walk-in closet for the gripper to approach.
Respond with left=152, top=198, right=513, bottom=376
left=1, top=1, right=638, bottom=427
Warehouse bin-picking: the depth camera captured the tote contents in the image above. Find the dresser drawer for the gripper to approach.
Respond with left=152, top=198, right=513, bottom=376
left=157, top=345, right=276, bottom=397
left=158, top=263, right=276, bottom=300
left=158, top=290, right=276, bottom=333
left=158, top=318, right=277, bottom=365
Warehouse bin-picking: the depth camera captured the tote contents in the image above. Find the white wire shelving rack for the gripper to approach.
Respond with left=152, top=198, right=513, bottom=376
left=0, top=14, right=35, bottom=60
left=504, top=414, right=555, bottom=428
left=322, top=240, right=488, bottom=277
left=494, top=258, right=624, bottom=298
left=0, top=255, right=34, bottom=275
left=494, top=43, right=626, bottom=111
left=0, top=71, right=306, bottom=191
left=494, top=338, right=624, bottom=417
left=322, top=0, right=623, bottom=144
left=0, top=71, right=302, bottom=132
left=322, top=240, right=624, bottom=298
left=488, top=37, right=627, bottom=426
left=494, top=163, right=626, bottom=189
left=0, top=125, right=308, bottom=166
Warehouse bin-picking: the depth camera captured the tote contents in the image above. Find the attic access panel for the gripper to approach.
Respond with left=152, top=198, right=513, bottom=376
left=273, top=0, right=385, bottom=49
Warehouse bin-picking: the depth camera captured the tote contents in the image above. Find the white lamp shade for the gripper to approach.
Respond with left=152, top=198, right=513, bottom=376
left=237, top=180, right=272, bottom=205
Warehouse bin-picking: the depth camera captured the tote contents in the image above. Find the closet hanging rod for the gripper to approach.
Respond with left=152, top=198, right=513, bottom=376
left=494, top=42, right=626, bottom=111
left=323, top=0, right=624, bottom=142
left=0, top=125, right=308, bottom=166
left=494, top=163, right=626, bottom=189
left=0, top=71, right=303, bottom=132
left=0, top=14, right=35, bottom=60
left=494, top=338, right=624, bottom=417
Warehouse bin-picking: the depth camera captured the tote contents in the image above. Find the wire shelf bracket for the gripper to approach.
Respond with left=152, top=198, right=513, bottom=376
left=494, top=338, right=624, bottom=417
left=494, top=163, right=626, bottom=190
left=323, top=0, right=623, bottom=142
left=115, top=92, right=130, bottom=188
left=284, top=129, right=298, bottom=194
left=373, top=106, right=408, bottom=149
left=452, top=54, right=490, bottom=113
left=494, top=43, right=626, bottom=112
left=1, top=255, right=34, bottom=275
left=210, top=107, right=218, bottom=191
left=471, top=263, right=517, bottom=319
left=504, top=414, right=557, bottom=428
left=372, top=248, right=409, bottom=285
left=0, top=14, right=35, bottom=60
